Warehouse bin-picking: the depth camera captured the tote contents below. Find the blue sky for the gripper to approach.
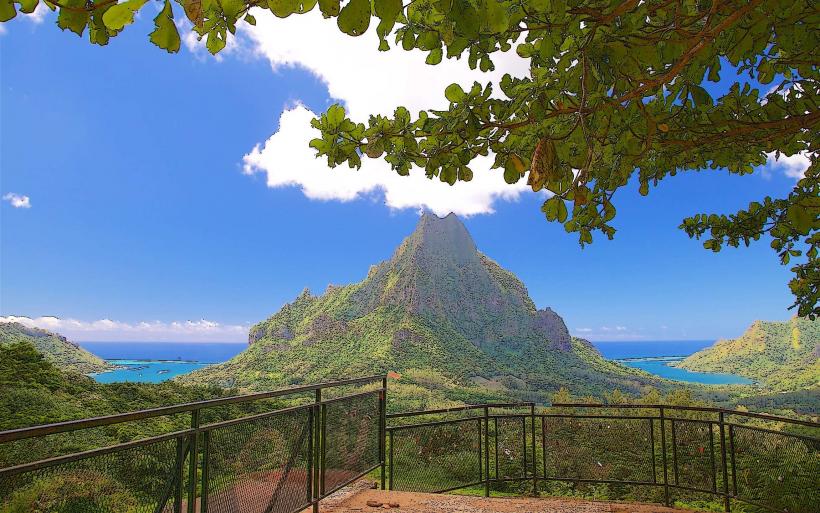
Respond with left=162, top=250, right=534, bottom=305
left=0, top=10, right=807, bottom=343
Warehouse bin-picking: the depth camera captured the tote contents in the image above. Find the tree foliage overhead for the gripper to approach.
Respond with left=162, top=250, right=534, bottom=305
left=2, top=0, right=818, bottom=316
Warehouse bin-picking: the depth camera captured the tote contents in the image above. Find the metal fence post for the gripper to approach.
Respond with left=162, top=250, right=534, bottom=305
left=187, top=409, right=200, bottom=513
left=477, top=418, right=483, bottom=488
left=530, top=404, right=537, bottom=495
left=671, top=419, right=679, bottom=486
left=381, top=376, right=387, bottom=490
left=320, top=403, right=328, bottom=497
left=719, top=412, right=730, bottom=512
left=200, top=430, right=210, bottom=513
left=306, top=408, right=314, bottom=506
left=388, top=429, right=394, bottom=490
left=174, top=436, right=185, bottom=513
left=649, top=418, right=657, bottom=484
left=541, top=415, right=547, bottom=480
left=521, top=416, right=527, bottom=480
left=659, top=406, right=670, bottom=507
left=484, top=406, right=490, bottom=497
left=313, top=388, right=322, bottom=513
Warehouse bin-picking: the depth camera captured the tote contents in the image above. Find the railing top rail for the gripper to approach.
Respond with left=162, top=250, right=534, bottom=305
left=551, top=403, right=820, bottom=428
left=0, top=374, right=385, bottom=444
left=387, top=402, right=534, bottom=419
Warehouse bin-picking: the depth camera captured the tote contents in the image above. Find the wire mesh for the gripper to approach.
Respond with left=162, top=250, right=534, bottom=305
left=204, top=407, right=312, bottom=513
left=670, top=419, right=717, bottom=493
left=491, top=416, right=527, bottom=481
left=389, top=418, right=481, bottom=493
left=321, top=391, right=381, bottom=495
left=544, top=416, right=655, bottom=484
left=730, top=425, right=820, bottom=513
left=0, top=435, right=182, bottom=513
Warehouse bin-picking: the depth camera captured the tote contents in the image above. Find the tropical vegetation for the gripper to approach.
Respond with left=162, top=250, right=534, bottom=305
left=677, top=317, right=819, bottom=391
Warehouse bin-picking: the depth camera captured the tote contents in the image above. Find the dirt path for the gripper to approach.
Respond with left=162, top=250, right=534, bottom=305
left=318, top=486, right=699, bottom=513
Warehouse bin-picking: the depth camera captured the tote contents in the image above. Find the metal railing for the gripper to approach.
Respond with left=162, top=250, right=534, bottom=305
left=385, top=402, right=820, bottom=513
left=0, top=375, right=387, bottom=513
left=2, top=380, right=818, bottom=513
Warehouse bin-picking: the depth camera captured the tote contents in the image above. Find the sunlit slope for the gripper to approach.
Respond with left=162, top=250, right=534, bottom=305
left=0, top=322, right=111, bottom=374
left=677, top=318, right=819, bottom=391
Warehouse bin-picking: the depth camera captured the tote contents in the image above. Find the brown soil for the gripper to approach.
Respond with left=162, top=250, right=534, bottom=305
left=318, top=486, right=700, bottom=513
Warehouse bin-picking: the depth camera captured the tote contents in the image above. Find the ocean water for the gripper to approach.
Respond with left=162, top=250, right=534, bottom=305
left=591, top=340, right=714, bottom=359
left=591, top=340, right=754, bottom=385
left=79, top=340, right=752, bottom=386
left=91, top=360, right=212, bottom=383
left=79, top=342, right=246, bottom=384
left=618, top=356, right=755, bottom=385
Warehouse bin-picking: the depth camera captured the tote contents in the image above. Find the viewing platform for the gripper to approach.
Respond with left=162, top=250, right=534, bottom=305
left=311, top=485, right=700, bottom=513
left=0, top=375, right=817, bottom=513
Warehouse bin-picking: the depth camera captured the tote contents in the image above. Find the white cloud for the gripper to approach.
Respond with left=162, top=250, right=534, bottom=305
left=571, top=325, right=644, bottom=341
left=3, top=193, right=31, bottom=208
left=243, top=105, right=531, bottom=216
left=1, top=316, right=249, bottom=342
left=238, top=10, right=534, bottom=216
left=765, top=151, right=812, bottom=180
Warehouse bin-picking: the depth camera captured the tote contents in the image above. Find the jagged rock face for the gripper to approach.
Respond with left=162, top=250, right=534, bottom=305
left=350, top=212, right=570, bottom=352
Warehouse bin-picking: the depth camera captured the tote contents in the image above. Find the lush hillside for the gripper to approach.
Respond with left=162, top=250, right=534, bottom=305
left=676, top=317, right=819, bottom=392
left=0, top=322, right=112, bottom=374
left=181, top=213, right=659, bottom=406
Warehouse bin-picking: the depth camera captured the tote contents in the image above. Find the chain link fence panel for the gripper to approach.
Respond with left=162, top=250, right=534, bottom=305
left=730, top=425, right=820, bottom=513
left=204, top=407, right=312, bottom=513
left=389, top=418, right=481, bottom=493
left=0, top=434, right=183, bottom=513
left=321, top=391, right=381, bottom=495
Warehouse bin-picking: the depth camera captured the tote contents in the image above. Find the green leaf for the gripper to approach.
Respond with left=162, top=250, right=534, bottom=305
left=149, top=0, right=181, bottom=53
left=220, top=0, right=244, bottom=19
left=787, top=205, right=813, bottom=235
left=244, top=13, right=256, bottom=25
left=441, top=166, right=457, bottom=185
left=690, top=85, right=712, bottom=107
left=444, top=83, right=465, bottom=102
left=269, top=0, right=300, bottom=17
left=374, top=0, right=401, bottom=22
left=639, top=181, right=649, bottom=196
left=541, top=196, right=567, bottom=222
left=318, top=0, right=339, bottom=16
left=480, top=0, right=508, bottom=33
left=206, top=30, right=227, bottom=54
left=325, top=103, right=346, bottom=129
left=401, top=29, right=415, bottom=50
left=375, top=0, right=401, bottom=43
left=0, top=0, right=16, bottom=22
left=452, top=0, right=478, bottom=39
left=57, top=7, right=89, bottom=35
left=19, top=0, right=37, bottom=15
left=426, top=48, right=443, bottom=65
left=337, top=0, right=370, bottom=36
left=102, top=0, right=147, bottom=30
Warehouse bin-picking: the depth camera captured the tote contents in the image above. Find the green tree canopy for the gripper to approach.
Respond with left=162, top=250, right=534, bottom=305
left=2, top=0, right=818, bottom=316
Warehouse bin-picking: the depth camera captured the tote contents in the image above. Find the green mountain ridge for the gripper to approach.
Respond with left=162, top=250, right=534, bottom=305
left=180, top=213, right=658, bottom=405
left=0, top=322, right=112, bottom=374
left=676, top=317, right=819, bottom=392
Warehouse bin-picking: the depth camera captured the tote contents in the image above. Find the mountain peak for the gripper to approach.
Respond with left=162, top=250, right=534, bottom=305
left=406, top=212, right=476, bottom=264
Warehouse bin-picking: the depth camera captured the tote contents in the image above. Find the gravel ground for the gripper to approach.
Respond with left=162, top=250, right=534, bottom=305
left=315, top=485, right=699, bottom=513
